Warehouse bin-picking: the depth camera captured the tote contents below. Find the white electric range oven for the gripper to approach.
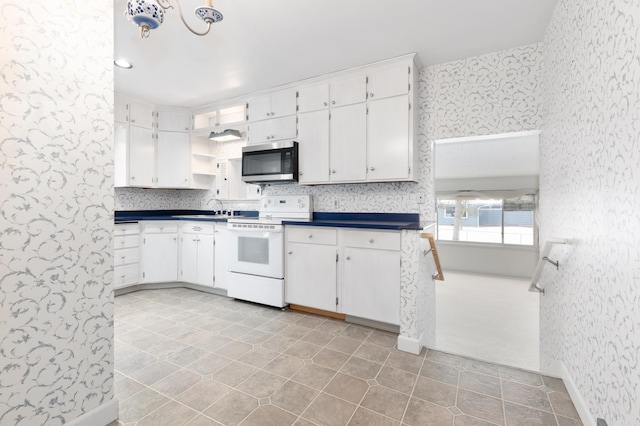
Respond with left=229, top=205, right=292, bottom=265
left=227, top=195, right=312, bottom=307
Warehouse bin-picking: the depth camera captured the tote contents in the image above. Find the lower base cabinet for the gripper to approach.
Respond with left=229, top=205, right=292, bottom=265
left=180, top=222, right=215, bottom=287
left=285, top=227, right=338, bottom=312
left=141, top=222, right=178, bottom=283
left=285, top=227, right=401, bottom=325
left=214, top=224, right=229, bottom=290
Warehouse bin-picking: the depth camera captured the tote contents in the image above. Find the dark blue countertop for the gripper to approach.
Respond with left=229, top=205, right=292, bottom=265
left=284, top=212, right=421, bottom=231
left=114, top=210, right=258, bottom=223
left=115, top=211, right=421, bottom=230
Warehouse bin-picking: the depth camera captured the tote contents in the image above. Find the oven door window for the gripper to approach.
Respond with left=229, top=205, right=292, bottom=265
left=238, top=236, right=269, bottom=264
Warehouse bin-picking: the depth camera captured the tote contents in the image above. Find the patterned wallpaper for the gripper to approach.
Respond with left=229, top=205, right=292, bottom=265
left=540, top=0, right=640, bottom=424
left=0, top=1, right=115, bottom=425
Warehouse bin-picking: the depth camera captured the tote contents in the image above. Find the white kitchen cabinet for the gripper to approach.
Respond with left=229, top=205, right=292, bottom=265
left=285, top=227, right=338, bottom=312
left=329, top=103, right=367, bottom=182
left=214, top=224, right=229, bottom=290
left=297, top=83, right=329, bottom=113
left=215, top=160, right=229, bottom=199
left=248, top=89, right=297, bottom=122
left=114, top=122, right=128, bottom=187
left=366, top=63, right=410, bottom=101
left=297, top=109, right=329, bottom=183
left=180, top=222, right=215, bottom=287
left=129, top=101, right=154, bottom=129
left=114, top=223, right=140, bottom=289
left=248, top=115, right=296, bottom=145
left=157, top=110, right=190, bottom=132
left=156, top=131, right=190, bottom=188
left=193, top=103, right=246, bottom=133
left=341, top=230, right=401, bottom=325
left=115, top=96, right=129, bottom=123
left=330, top=74, right=367, bottom=108
left=367, top=95, right=410, bottom=181
left=128, top=126, right=155, bottom=187
left=141, top=222, right=178, bottom=283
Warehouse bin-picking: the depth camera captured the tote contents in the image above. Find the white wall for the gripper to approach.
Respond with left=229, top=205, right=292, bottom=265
left=0, top=2, right=116, bottom=424
left=540, top=0, right=640, bottom=424
left=438, top=243, right=538, bottom=278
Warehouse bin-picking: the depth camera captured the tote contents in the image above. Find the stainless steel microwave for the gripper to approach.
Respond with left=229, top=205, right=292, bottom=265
left=241, top=141, right=298, bottom=184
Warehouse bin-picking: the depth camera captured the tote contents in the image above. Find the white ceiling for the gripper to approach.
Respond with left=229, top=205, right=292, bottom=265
left=114, top=0, right=558, bottom=108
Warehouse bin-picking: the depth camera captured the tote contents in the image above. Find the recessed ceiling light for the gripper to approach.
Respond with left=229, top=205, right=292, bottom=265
left=114, top=59, right=133, bottom=69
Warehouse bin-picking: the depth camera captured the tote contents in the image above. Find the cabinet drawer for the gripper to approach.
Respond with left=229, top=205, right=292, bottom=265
left=343, top=230, right=400, bottom=251
left=143, top=222, right=179, bottom=233
left=182, top=222, right=215, bottom=235
left=114, top=264, right=139, bottom=288
left=287, top=227, right=337, bottom=245
left=115, top=234, right=140, bottom=249
left=115, top=223, right=139, bottom=236
left=114, top=247, right=139, bottom=266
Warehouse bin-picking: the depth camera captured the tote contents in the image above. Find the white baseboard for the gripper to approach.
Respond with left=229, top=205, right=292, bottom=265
left=66, top=398, right=119, bottom=426
left=560, top=362, right=595, bottom=426
left=397, top=333, right=423, bottom=355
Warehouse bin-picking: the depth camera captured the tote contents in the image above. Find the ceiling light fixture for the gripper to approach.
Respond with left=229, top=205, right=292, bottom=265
left=209, top=129, right=242, bottom=142
left=114, top=59, right=134, bottom=69
left=125, top=0, right=223, bottom=38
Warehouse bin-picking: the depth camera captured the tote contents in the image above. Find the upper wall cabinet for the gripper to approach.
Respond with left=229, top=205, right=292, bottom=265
left=330, top=74, right=368, bottom=108
left=157, top=110, right=190, bottom=132
left=129, top=102, right=154, bottom=129
left=115, top=97, right=130, bottom=123
left=247, top=89, right=297, bottom=122
left=297, top=83, right=329, bottom=114
left=295, top=54, right=419, bottom=185
left=192, top=103, right=246, bottom=135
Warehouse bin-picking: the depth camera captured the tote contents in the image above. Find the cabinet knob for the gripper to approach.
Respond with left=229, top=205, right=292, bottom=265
left=121, top=256, right=125, bottom=259
left=370, top=167, right=375, bottom=171
left=346, top=256, right=351, bottom=260
left=331, top=169, right=336, bottom=174
left=131, top=119, right=136, bottom=123
left=332, top=100, right=336, bottom=105
left=299, top=172, right=303, bottom=176
left=323, top=102, right=327, bottom=107
left=308, top=234, right=313, bottom=239
left=369, top=92, right=374, bottom=98
left=131, top=176, right=135, bottom=180
left=266, top=113, right=270, bottom=117
left=369, top=238, right=374, bottom=243
left=288, top=251, right=293, bottom=255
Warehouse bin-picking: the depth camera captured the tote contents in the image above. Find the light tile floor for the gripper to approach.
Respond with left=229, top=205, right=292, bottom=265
left=112, top=288, right=582, bottom=426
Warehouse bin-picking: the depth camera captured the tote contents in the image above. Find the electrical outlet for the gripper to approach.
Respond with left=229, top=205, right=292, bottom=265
left=417, top=194, right=425, bottom=204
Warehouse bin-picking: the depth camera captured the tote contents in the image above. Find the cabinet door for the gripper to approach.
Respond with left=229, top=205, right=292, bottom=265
left=180, top=235, right=199, bottom=284
left=247, top=119, right=272, bottom=145
left=298, top=110, right=329, bottom=183
left=143, top=233, right=178, bottom=283
left=197, top=234, right=215, bottom=287
left=298, top=83, right=329, bottom=113
left=216, top=160, right=229, bottom=198
left=329, top=103, right=366, bottom=182
left=115, top=97, right=129, bottom=123
left=157, top=110, right=190, bottom=132
left=367, top=64, right=410, bottom=101
left=129, top=102, right=154, bottom=129
left=247, top=95, right=272, bottom=122
left=114, top=122, right=128, bottom=187
left=157, top=131, right=190, bottom=188
left=342, top=247, right=400, bottom=325
left=270, top=89, right=297, bottom=118
left=286, top=243, right=337, bottom=312
left=330, top=74, right=367, bottom=107
left=271, top=115, right=297, bottom=141
left=214, top=225, right=228, bottom=289
left=128, top=126, right=155, bottom=187
left=367, top=95, right=410, bottom=181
